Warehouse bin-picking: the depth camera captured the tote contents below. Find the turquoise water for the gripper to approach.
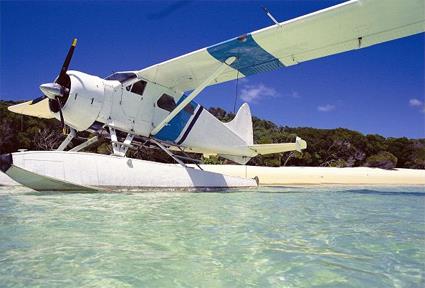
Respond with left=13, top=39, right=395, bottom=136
left=0, top=186, right=424, bottom=287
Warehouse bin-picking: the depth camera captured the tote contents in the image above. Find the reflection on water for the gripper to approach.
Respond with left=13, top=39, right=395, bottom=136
left=0, top=186, right=424, bottom=287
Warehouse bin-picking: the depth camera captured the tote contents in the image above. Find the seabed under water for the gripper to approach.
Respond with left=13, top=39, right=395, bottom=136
left=0, top=185, right=424, bottom=287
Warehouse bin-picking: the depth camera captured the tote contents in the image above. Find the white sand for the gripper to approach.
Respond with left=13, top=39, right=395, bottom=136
left=199, top=165, right=425, bottom=186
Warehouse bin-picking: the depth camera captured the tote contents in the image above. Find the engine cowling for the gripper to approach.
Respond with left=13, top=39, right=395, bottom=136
left=54, top=70, right=105, bottom=131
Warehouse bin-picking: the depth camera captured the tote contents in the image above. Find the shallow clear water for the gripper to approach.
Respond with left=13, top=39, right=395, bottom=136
left=0, top=186, right=424, bottom=287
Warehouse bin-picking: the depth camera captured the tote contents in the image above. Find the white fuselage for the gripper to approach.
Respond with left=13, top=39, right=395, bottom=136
left=58, top=70, right=253, bottom=158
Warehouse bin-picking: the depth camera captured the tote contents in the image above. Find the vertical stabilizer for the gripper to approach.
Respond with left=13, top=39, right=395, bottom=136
left=224, top=103, right=253, bottom=145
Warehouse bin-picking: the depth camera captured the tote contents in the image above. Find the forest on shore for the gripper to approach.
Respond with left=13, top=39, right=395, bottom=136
left=1, top=100, right=424, bottom=169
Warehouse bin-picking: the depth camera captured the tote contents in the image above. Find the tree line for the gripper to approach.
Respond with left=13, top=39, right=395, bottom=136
left=1, top=101, right=424, bottom=169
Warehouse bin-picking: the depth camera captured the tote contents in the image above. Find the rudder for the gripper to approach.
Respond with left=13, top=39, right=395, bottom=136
left=224, top=103, right=253, bottom=145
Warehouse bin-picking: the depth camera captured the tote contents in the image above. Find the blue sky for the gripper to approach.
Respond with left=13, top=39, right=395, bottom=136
left=1, top=0, right=424, bottom=138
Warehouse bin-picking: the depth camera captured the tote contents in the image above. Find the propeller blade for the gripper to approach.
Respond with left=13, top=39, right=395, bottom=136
left=56, top=38, right=77, bottom=86
left=30, top=95, right=47, bottom=105
left=55, top=97, right=65, bottom=131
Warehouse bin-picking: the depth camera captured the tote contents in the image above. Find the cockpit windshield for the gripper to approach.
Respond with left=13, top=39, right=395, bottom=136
left=105, top=72, right=137, bottom=83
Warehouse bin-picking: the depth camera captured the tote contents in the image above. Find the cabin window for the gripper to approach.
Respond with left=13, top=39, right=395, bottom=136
left=157, top=94, right=176, bottom=112
left=131, top=80, right=147, bottom=96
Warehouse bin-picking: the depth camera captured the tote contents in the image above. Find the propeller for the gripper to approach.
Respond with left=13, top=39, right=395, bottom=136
left=36, top=38, right=78, bottom=133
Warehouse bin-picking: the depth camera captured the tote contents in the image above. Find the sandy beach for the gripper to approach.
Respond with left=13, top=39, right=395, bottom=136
left=199, top=165, right=425, bottom=186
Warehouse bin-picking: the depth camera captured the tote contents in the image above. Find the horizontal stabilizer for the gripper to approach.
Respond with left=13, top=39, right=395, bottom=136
left=249, top=137, right=307, bottom=155
left=219, top=154, right=251, bottom=165
left=8, top=99, right=54, bottom=119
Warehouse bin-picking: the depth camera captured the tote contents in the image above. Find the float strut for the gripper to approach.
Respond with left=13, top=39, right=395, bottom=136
left=151, top=139, right=187, bottom=168
left=69, top=136, right=98, bottom=152
left=109, top=126, right=134, bottom=157
left=56, top=127, right=76, bottom=151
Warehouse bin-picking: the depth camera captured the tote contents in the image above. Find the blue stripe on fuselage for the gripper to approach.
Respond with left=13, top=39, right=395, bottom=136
left=155, top=95, right=198, bottom=143
left=206, top=34, right=284, bottom=76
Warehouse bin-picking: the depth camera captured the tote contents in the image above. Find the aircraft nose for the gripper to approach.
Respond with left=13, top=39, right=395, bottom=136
left=0, top=153, right=12, bottom=173
left=40, top=83, right=64, bottom=99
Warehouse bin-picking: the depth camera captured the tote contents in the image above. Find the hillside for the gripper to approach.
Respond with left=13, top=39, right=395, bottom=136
left=1, top=101, right=424, bottom=169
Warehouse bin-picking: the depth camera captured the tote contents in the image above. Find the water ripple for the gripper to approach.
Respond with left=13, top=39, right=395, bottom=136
left=0, top=186, right=424, bottom=287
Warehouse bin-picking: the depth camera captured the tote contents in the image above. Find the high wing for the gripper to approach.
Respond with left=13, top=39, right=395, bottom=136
left=137, top=0, right=425, bottom=94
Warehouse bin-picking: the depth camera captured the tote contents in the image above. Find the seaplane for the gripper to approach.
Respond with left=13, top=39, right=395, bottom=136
left=1, top=0, right=424, bottom=191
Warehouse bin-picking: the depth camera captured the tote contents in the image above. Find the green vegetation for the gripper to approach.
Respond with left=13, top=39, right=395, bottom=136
left=209, top=107, right=424, bottom=169
left=365, top=151, right=398, bottom=170
left=1, top=101, right=424, bottom=169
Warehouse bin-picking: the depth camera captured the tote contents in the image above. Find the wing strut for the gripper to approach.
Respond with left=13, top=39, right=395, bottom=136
left=150, top=56, right=236, bottom=136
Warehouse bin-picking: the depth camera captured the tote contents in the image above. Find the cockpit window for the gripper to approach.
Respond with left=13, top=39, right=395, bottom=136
left=131, top=80, right=147, bottom=96
left=125, top=80, right=147, bottom=95
left=105, top=72, right=137, bottom=83
left=157, top=94, right=176, bottom=112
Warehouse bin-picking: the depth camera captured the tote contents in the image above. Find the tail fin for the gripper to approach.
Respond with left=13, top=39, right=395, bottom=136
left=219, top=103, right=253, bottom=164
left=224, top=103, right=253, bottom=145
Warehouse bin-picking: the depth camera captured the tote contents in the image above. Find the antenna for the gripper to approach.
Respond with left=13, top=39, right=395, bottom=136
left=262, top=6, right=280, bottom=26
